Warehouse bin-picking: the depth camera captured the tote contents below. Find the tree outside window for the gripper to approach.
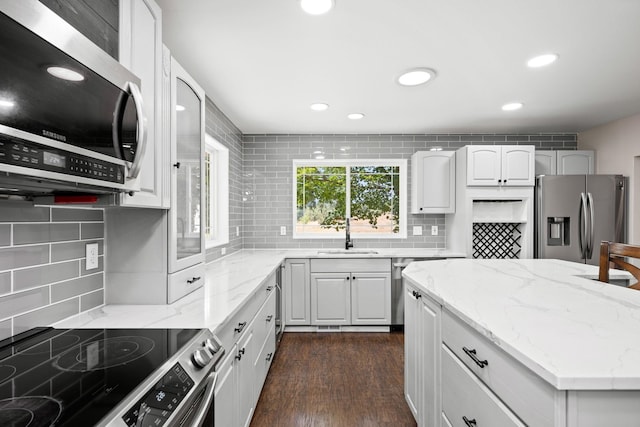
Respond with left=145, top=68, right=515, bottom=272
left=294, top=160, right=406, bottom=238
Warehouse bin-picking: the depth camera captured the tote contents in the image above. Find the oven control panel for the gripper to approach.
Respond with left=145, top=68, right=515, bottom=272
left=122, top=363, right=194, bottom=427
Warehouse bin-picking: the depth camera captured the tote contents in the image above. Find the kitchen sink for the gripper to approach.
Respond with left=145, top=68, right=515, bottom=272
left=316, top=250, right=379, bottom=255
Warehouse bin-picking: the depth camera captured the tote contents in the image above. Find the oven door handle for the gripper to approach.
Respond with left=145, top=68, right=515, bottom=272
left=191, top=371, right=218, bottom=427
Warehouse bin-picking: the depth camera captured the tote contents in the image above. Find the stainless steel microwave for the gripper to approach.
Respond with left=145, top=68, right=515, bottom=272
left=0, top=0, right=147, bottom=196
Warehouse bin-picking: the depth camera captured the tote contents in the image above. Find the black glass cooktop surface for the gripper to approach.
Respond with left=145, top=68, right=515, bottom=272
left=0, top=327, right=200, bottom=426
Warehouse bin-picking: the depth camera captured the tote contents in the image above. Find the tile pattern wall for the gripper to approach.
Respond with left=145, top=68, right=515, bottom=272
left=204, top=97, right=244, bottom=262
left=0, top=201, right=104, bottom=340
left=242, top=133, right=577, bottom=249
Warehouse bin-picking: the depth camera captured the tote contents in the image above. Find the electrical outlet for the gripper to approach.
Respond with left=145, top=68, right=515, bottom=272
left=236, top=226, right=240, bottom=237
left=431, top=225, right=439, bottom=236
left=280, top=226, right=287, bottom=236
left=86, top=243, right=99, bottom=270
left=412, top=226, right=423, bottom=236
left=221, top=247, right=226, bottom=255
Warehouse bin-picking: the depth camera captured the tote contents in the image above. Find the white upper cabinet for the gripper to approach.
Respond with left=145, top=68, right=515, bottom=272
left=466, top=145, right=534, bottom=187
left=411, top=151, right=455, bottom=213
left=535, top=150, right=594, bottom=176
left=557, top=150, right=594, bottom=174
left=168, top=58, right=205, bottom=273
left=119, top=0, right=168, bottom=208
left=534, top=151, right=556, bottom=176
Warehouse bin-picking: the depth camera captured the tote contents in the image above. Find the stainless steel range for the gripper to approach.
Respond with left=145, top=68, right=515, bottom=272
left=0, top=327, right=224, bottom=426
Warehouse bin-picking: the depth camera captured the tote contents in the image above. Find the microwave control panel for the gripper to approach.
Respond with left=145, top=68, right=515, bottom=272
left=0, top=134, right=124, bottom=184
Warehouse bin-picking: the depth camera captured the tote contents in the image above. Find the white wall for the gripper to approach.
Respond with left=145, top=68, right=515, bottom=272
left=579, top=113, right=640, bottom=244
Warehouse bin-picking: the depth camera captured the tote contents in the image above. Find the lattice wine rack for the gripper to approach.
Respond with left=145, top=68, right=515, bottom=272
left=472, top=222, right=522, bottom=259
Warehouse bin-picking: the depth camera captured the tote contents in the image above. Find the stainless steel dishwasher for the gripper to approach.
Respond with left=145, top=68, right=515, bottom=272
left=391, top=257, right=444, bottom=328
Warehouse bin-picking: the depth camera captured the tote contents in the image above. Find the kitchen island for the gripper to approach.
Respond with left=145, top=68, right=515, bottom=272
left=403, top=258, right=640, bottom=427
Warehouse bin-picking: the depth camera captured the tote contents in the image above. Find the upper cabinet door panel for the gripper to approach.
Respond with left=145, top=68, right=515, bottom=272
left=557, top=150, right=594, bottom=175
left=501, top=146, right=534, bottom=186
left=411, top=151, right=455, bottom=213
left=467, top=146, right=501, bottom=186
left=119, top=0, right=166, bottom=208
left=534, top=150, right=556, bottom=176
left=169, top=58, right=205, bottom=273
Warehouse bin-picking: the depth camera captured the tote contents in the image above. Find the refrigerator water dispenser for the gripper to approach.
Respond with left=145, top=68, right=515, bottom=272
left=547, top=217, right=570, bottom=246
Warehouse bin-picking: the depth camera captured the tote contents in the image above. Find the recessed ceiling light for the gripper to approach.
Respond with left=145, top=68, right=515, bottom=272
left=397, top=68, right=436, bottom=86
left=527, top=54, right=558, bottom=68
left=0, top=99, right=15, bottom=108
left=176, top=104, right=186, bottom=111
left=46, top=66, right=84, bottom=82
left=310, top=103, right=329, bottom=111
left=502, top=102, right=523, bottom=111
left=300, top=0, right=334, bottom=15
left=347, top=113, right=364, bottom=120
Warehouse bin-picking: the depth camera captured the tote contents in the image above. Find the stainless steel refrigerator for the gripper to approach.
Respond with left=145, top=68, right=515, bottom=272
left=535, top=175, right=625, bottom=265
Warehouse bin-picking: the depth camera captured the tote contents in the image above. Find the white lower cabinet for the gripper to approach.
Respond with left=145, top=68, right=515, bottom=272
left=213, top=274, right=277, bottom=427
left=237, top=330, right=255, bottom=427
left=404, top=283, right=440, bottom=427
left=441, top=345, right=524, bottom=427
left=311, top=273, right=351, bottom=325
left=214, top=342, right=236, bottom=427
left=284, top=259, right=311, bottom=325
left=309, top=258, right=391, bottom=326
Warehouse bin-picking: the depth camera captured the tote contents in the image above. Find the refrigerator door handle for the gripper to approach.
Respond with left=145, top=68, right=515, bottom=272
left=579, top=192, right=588, bottom=260
left=586, top=192, right=595, bottom=259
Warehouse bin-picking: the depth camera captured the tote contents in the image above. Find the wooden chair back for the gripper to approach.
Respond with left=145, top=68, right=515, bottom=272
left=598, top=241, right=640, bottom=290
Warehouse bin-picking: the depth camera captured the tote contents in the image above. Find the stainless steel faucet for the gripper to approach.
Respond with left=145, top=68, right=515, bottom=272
left=345, top=217, right=354, bottom=250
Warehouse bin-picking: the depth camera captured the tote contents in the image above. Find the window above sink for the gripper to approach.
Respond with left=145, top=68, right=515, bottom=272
left=293, top=159, right=407, bottom=240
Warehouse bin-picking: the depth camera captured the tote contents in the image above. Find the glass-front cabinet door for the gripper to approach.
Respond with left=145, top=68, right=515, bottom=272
left=169, top=58, right=205, bottom=273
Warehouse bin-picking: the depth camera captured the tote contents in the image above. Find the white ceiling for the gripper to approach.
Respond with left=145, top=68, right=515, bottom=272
left=155, top=0, right=640, bottom=135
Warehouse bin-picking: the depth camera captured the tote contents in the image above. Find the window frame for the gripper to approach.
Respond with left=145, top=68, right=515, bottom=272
left=204, top=134, right=229, bottom=249
left=292, top=158, right=407, bottom=239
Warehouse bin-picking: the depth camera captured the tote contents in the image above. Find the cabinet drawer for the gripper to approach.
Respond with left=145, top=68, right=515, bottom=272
left=442, top=310, right=561, bottom=426
left=216, top=280, right=277, bottom=352
left=167, top=263, right=205, bottom=303
left=253, top=290, right=276, bottom=352
left=310, top=258, right=390, bottom=273
left=254, top=322, right=276, bottom=402
left=442, top=345, right=525, bottom=427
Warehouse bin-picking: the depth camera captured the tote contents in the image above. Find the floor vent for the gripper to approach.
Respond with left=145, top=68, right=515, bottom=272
left=317, top=325, right=341, bottom=332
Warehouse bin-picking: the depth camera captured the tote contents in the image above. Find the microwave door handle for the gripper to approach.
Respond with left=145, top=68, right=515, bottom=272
left=126, top=81, right=147, bottom=179
left=579, top=192, right=588, bottom=260
left=587, top=192, right=595, bottom=259
left=191, top=371, right=217, bottom=427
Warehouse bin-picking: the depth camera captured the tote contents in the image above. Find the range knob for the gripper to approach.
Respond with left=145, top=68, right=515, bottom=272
left=204, top=338, right=221, bottom=355
left=192, top=349, right=212, bottom=369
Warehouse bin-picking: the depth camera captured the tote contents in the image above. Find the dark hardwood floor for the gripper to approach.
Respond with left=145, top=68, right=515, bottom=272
left=250, top=332, right=417, bottom=427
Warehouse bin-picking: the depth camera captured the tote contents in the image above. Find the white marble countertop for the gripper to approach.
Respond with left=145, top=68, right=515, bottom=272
left=54, top=248, right=464, bottom=334
left=402, top=258, right=639, bottom=390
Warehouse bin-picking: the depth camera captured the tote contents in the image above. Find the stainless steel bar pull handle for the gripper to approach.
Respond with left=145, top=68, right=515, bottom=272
left=126, top=81, right=147, bottom=179
left=579, top=192, right=588, bottom=260
left=586, top=192, right=595, bottom=259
